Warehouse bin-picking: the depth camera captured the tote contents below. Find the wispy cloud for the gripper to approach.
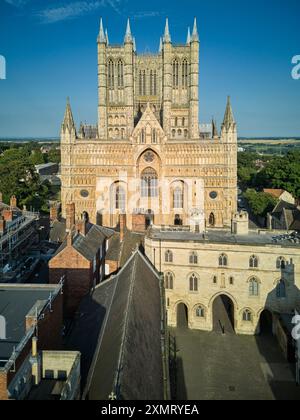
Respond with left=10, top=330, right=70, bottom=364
left=4, top=0, right=30, bottom=6
left=133, top=11, right=161, bottom=20
left=36, top=0, right=121, bottom=24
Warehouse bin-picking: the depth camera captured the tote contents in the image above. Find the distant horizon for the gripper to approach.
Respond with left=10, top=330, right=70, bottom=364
left=0, top=0, right=300, bottom=137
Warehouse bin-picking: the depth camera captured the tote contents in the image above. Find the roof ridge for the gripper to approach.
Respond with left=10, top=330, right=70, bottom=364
left=113, top=252, right=139, bottom=397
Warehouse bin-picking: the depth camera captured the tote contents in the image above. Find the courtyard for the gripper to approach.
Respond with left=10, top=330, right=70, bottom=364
left=171, top=327, right=300, bottom=400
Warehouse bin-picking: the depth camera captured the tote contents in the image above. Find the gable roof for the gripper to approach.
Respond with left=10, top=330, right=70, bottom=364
left=67, top=250, right=165, bottom=400
left=132, top=103, right=165, bottom=138
left=264, top=189, right=286, bottom=199
left=86, top=251, right=164, bottom=400
left=53, top=224, right=114, bottom=261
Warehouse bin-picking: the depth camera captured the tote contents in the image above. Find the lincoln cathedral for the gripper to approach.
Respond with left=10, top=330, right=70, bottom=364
left=60, top=18, right=237, bottom=230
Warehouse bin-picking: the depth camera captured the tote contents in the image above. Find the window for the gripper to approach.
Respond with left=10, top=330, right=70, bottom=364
left=108, top=59, right=114, bottom=89
left=141, top=168, right=158, bottom=198
left=277, top=257, right=286, bottom=270
left=209, top=212, right=216, bottom=226
left=115, top=185, right=125, bottom=211
left=250, top=255, right=259, bottom=268
left=189, top=273, right=198, bottom=292
left=150, top=70, right=157, bottom=95
left=229, top=277, right=234, bottom=285
left=243, top=309, right=252, bottom=322
left=140, top=129, right=145, bottom=144
left=195, top=305, right=205, bottom=318
left=173, top=59, right=179, bottom=88
left=173, top=187, right=183, bottom=209
left=117, top=60, right=124, bottom=88
left=213, top=276, right=217, bottom=284
left=182, top=59, right=188, bottom=88
left=172, top=129, right=176, bottom=138
left=165, top=250, right=173, bottom=263
left=139, top=70, right=146, bottom=95
left=189, top=252, right=198, bottom=265
left=276, top=280, right=286, bottom=298
left=151, top=129, right=157, bottom=144
left=219, top=254, right=228, bottom=267
left=165, top=272, right=174, bottom=290
left=249, top=278, right=259, bottom=296
left=184, top=129, right=188, bottom=138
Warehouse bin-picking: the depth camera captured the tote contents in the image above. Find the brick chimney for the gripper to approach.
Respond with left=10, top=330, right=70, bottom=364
left=10, top=195, right=17, bottom=208
left=120, top=213, right=126, bottom=242
left=76, top=214, right=87, bottom=237
left=0, top=216, right=6, bottom=234
left=67, top=231, right=73, bottom=247
left=66, top=203, right=75, bottom=232
left=50, top=203, right=58, bottom=222
left=2, top=209, right=13, bottom=222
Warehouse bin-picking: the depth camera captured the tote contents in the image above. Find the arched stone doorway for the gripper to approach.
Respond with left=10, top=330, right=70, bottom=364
left=177, top=303, right=188, bottom=329
left=259, top=310, right=273, bottom=335
left=212, top=295, right=235, bottom=334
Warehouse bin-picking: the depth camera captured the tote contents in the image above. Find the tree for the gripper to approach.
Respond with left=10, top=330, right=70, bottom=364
left=0, top=147, right=48, bottom=211
left=243, top=189, right=278, bottom=217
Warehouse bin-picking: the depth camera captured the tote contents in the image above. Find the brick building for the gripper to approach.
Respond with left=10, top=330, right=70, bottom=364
left=0, top=283, right=64, bottom=400
left=0, top=194, right=39, bottom=282
left=49, top=203, right=113, bottom=317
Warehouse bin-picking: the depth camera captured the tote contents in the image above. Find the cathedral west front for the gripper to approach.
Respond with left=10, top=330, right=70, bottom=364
left=60, top=18, right=238, bottom=230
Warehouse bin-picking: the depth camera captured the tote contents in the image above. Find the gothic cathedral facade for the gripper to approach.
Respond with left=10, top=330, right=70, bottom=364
left=60, top=18, right=238, bottom=230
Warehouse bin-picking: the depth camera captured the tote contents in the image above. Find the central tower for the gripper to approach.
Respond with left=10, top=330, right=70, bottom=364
left=97, top=18, right=200, bottom=141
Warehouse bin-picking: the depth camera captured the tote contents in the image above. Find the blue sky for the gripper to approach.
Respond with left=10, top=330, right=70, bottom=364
left=0, top=0, right=299, bottom=137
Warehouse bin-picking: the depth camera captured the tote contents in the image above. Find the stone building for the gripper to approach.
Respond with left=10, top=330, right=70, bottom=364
left=145, top=213, right=300, bottom=335
left=60, top=18, right=237, bottom=230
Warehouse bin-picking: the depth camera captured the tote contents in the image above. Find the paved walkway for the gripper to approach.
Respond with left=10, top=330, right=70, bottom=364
left=171, top=328, right=300, bottom=400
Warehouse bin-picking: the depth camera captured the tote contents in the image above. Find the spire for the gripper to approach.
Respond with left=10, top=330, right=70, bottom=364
left=62, top=97, right=75, bottom=133
left=191, top=17, right=199, bottom=42
left=124, top=18, right=133, bottom=43
left=105, top=29, right=109, bottom=45
left=187, top=27, right=191, bottom=44
left=163, top=18, right=171, bottom=43
left=159, top=37, right=163, bottom=53
left=98, top=18, right=106, bottom=43
left=222, top=96, right=235, bottom=130
left=133, top=37, right=136, bottom=52
left=212, top=118, right=219, bottom=138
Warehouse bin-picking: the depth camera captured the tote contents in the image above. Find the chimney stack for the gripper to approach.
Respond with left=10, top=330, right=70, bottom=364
left=0, top=216, right=6, bottom=234
left=2, top=209, right=13, bottom=222
left=66, top=202, right=75, bottom=232
left=67, top=231, right=73, bottom=247
left=10, top=195, right=17, bottom=208
left=76, top=213, right=88, bottom=237
left=120, top=213, right=126, bottom=242
left=50, top=203, right=59, bottom=222
left=31, top=337, right=42, bottom=386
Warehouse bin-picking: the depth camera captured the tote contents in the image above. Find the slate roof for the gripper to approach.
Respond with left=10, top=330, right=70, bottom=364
left=106, top=229, right=144, bottom=266
left=49, top=218, right=67, bottom=243
left=66, top=251, right=165, bottom=401
left=53, top=224, right=114, bottom=260
left=270, top=200, right=300, bottom=231
left=0, top=285, right=61, bottom=367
